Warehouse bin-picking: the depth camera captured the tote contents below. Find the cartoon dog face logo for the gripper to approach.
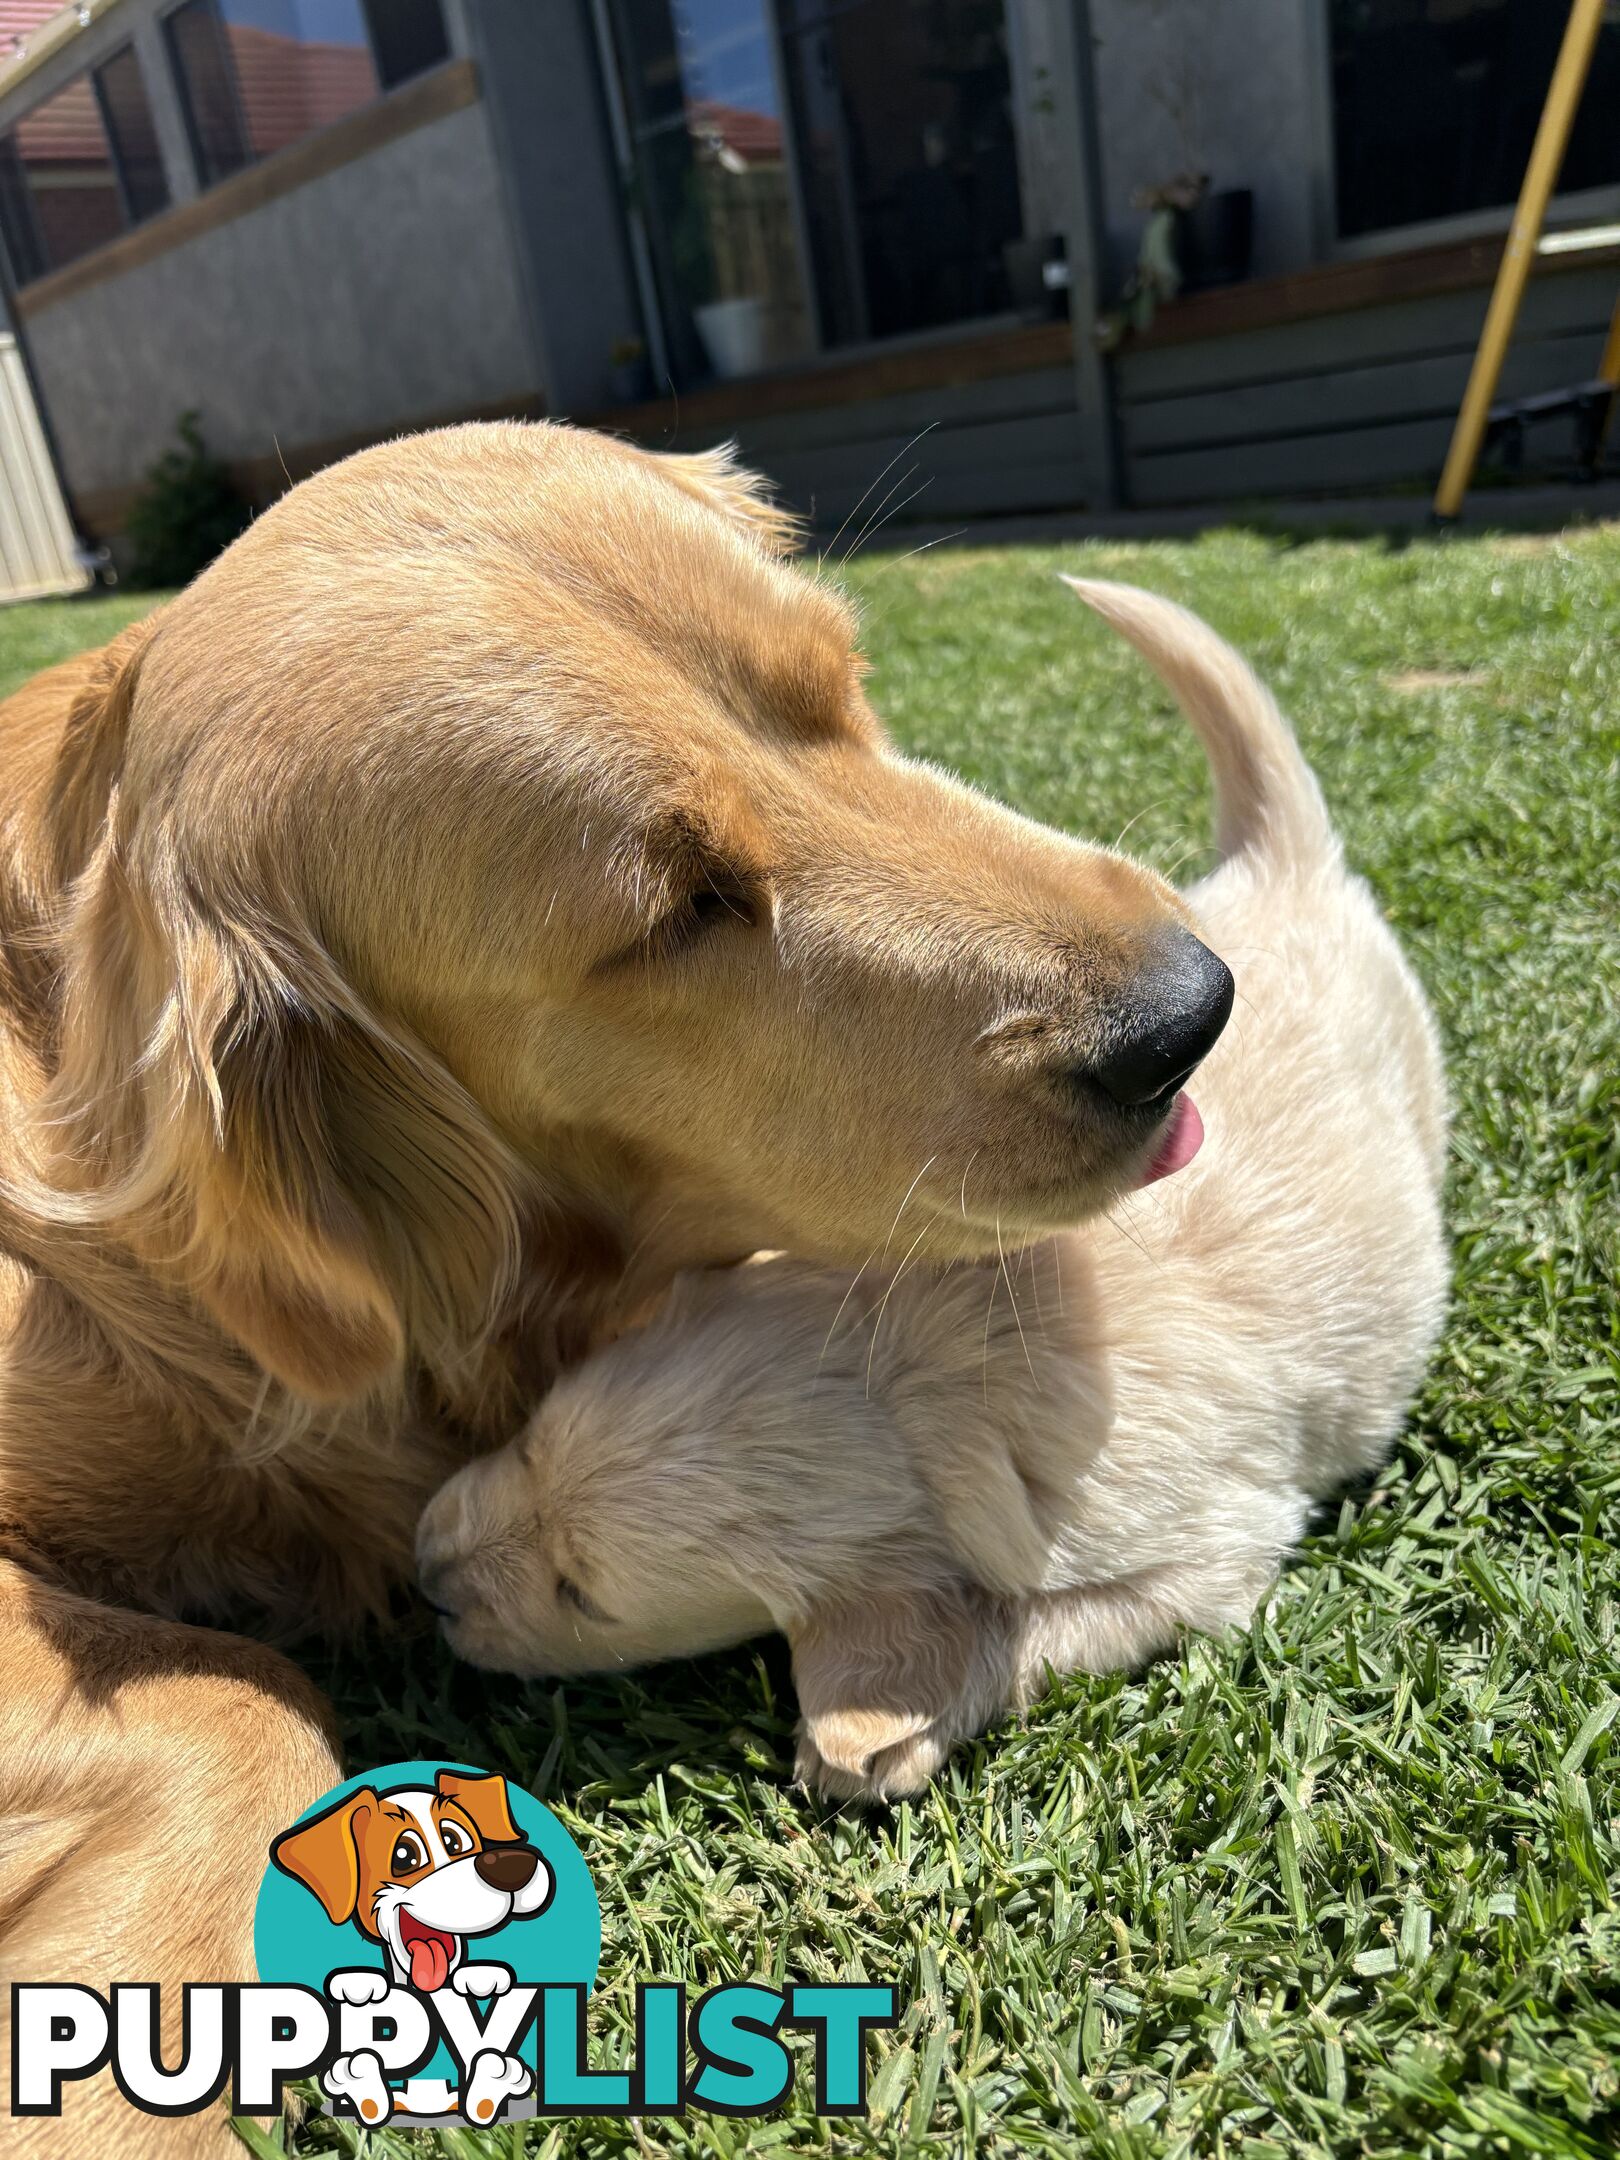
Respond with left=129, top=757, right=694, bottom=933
left=271, top=1768, right=554, bottom=1993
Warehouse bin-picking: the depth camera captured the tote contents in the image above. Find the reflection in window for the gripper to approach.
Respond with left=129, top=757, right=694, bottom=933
left=1332, top=0, right=1620, bottom=240
left=607, top=0, right=816, bottom=384
left=0, top=57, right=171, bottom=284
left=605, top=0, right=1024, bottom=386
left=167, top=0, right=449, bottom=189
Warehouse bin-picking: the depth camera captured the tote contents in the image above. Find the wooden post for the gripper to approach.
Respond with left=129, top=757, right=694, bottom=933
left=1433, top=0, right=1606, bottom=519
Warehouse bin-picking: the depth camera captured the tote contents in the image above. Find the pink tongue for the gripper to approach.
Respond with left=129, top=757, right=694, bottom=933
left=1139, top=1094, right=1204, bottom=1186
left=408, top=1935, right=450, bottom=1992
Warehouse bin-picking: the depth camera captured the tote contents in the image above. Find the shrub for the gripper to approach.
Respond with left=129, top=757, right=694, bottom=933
left=124, top=411, right=251, bottom=589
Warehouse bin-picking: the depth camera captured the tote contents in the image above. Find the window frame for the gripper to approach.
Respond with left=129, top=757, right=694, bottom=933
left=1311, top=0, right=1620, bottom=262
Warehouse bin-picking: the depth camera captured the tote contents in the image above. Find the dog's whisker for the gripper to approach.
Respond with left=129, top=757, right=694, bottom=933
left=881, top=1155, right=939, bottom=1262
left=818, top=422, right=938, bottom=570
left=837, top=464, right=921, bottom=566
left=814, top=1247, right=882, bottom=1385
left=865, top=1218, right=935, bottom=1399
left=995, top=1214, right=1038, bottom=1384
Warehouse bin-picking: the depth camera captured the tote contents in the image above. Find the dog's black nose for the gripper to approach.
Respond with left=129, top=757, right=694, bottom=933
left=475, top=1844, right=540, bottom=1892
left=1090, top=931, right=1234, bottom=1106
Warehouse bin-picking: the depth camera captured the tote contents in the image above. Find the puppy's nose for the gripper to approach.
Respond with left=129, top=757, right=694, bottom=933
left=1089, top=930, right=1233, bottom=1105
left=418, top=1564, right=460, bottom=1621
left=475, top=1845, right=540, bottom=1892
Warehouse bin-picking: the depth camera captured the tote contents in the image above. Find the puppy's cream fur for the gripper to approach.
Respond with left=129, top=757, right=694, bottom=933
left=420, top=581, right=1448, bottom=1798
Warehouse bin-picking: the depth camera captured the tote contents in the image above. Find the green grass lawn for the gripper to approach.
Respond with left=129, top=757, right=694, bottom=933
left=10, top=522, right=1616, bottom=2158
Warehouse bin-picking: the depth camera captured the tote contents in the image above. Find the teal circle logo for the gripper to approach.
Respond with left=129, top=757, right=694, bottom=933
left=253, top=1760, right=597, bottom=2125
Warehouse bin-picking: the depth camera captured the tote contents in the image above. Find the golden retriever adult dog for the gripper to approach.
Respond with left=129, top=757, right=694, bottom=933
left=420, top=581, right=1448, bottom=1796
left=0, top=424, right=1232, bottom=2151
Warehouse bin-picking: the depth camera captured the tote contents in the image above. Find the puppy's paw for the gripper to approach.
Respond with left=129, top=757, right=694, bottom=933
left=795, top=1708, right=956, bottom=1803
left=327, top=1967, right=391, bottom=2006
left=451, top=1961, right=513, bottom=1998
left=461, top=2048, right=532, bottom=2125
left=323, top=2048, right=393, bottom=2124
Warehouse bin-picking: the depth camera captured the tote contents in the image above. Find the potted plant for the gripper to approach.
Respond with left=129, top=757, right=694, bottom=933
left=674, top=157, right=767, bottom=381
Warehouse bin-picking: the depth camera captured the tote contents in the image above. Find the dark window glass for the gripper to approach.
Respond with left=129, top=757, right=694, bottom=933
left=166, top=0, right=252, bottom=186
left=362, top=0, right=450, bottom=89
left=10, top=75, right=126, bottom=273
left=779, top=0, right=1023, bottom=347
left=0, top=134, right=46, bottom=285
left=1332, top=0, right=1620, bottom=240
left=94, top=45, right=171, bottom=223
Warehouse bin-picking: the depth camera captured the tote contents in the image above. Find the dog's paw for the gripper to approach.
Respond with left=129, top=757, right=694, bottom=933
left=451, top=1961, right=513, bottom=1998
left=323, top=2048, right=394, bottom=2124
left=794, top=1711, right=955, bottom=1803
left=461, top=2048, right=531, bottom=2125
left=327, top=1967, right=391, bottom=2006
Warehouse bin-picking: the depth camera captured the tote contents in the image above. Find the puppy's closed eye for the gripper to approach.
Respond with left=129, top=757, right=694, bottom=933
left=557, top=1574, right=614, bottom=1623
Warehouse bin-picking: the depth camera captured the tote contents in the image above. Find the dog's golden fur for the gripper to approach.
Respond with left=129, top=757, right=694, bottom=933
left=0, top=424, right=1200, bottom=2149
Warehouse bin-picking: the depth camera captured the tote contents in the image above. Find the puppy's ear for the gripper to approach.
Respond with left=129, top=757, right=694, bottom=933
left=271, top=1787, right=377, bottom=1925
left=31, top=645, right=523, bottom=1405
left=787, top=1585, right=1007, bottom=1802
left=435, top=1769, right=522, bottom=1844
left=645, top=443, right=802, bottom=556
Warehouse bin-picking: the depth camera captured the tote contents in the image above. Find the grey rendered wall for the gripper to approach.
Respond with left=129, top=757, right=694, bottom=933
left=1088, top=0, right=1322, bottom=284
left=0, top=0, right=538, bottom=508
left=24, top=101, right=535, bottom=502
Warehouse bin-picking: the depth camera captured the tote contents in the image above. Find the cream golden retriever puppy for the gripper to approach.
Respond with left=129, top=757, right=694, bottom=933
left=0, top=426, right=1234, bottom=2149
left=419, top=583, right=1448, bottom=1797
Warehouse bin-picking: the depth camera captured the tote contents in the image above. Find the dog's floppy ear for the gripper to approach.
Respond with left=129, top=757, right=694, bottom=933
left=787, top=1585, right=1005, bottom=1802
left=644, top=443, right=802, bottom=557
left=436, top=1769, right=523, bottom=1844
left=30, top=634, right=524, bottom=1405
left=270, top=1787, right=377, bottom=1925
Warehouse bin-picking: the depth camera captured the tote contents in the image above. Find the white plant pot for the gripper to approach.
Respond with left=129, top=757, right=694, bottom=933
left=694, top=297, right=768, bottom=380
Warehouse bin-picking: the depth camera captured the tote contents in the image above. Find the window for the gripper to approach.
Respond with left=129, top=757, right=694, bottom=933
left=604, top=0, right=1025, bottom=388
left=778, top=0, right=1023, bottom=349
left=166, top=0, right=449, bottom=188
left=1331, top=0, right=1620, bottom=241
left=0, top=52, right=170, bottom=285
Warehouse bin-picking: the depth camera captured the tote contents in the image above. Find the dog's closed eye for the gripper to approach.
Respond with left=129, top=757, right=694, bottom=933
left=557, top=1574, right=615, bottom=1623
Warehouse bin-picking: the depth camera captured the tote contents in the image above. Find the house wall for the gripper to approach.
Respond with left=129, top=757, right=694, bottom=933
left=1088, top=0, right=1323, bottom=285
left=0, top=0, right=540, bottom=530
